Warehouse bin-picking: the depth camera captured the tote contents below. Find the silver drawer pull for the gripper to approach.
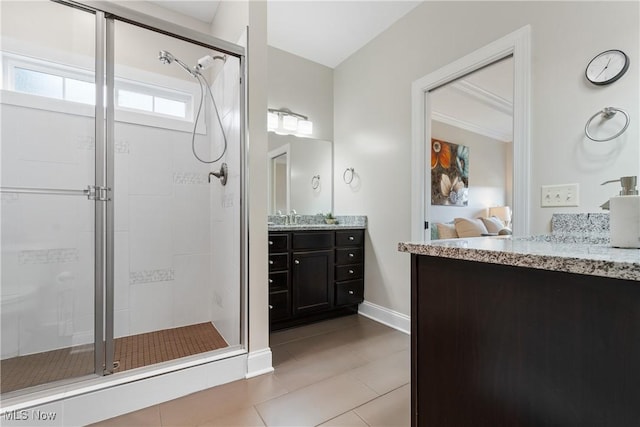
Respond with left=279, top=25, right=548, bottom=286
left=294, top=260, right=300, bottom=265
left=269, top=241, right=273, bottom=245
left=269, top=304, right=273, bottom=309
left=269, top=279, right=273, bottom=283
left=348, top=290, right=354, bottom=295
left=349, top=236, right=355, bottom=241
left=269, top=260, right=274, bottom=265
left=349, top=269, right=354, bottom=274
left=349, top=253, right=354, bottom=258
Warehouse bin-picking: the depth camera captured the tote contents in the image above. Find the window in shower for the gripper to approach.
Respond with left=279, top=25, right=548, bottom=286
left=2, top=52, right=195, bottom=124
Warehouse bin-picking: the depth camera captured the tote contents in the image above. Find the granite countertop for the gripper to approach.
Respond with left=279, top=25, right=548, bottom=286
left=268, top=223, right=366, bottom=231
left=398, top=235, right=640, bottom=282
left=268, top=215, right=367, bottom=231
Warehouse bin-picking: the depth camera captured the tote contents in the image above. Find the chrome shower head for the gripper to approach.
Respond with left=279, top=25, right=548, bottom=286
left=158, top=50, right=174, bottom=65
left=158, top=50, right=198, bottom=77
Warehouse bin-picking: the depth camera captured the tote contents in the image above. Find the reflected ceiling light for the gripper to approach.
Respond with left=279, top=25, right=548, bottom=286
left=267, top=108, right=313, bottom=137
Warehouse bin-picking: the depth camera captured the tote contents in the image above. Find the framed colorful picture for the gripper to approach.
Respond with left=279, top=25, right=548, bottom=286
left=431, top=138, right=469, bottom=206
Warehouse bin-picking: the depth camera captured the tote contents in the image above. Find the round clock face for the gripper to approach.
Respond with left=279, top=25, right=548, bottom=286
left=586, top=50, right=629, bottom=85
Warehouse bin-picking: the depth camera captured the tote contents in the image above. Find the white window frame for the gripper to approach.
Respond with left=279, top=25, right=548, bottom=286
left=0, top=51, right=204, bottom=134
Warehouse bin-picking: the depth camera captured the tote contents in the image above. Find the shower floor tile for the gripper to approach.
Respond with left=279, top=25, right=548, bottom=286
left=0, top=322, right=227, bottom=394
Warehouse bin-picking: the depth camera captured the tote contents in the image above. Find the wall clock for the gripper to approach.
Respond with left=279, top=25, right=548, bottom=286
left=585, top=49, right=629, bottom=85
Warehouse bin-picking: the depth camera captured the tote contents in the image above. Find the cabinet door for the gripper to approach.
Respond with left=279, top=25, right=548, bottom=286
left=292, top=250, right=333, bottom=315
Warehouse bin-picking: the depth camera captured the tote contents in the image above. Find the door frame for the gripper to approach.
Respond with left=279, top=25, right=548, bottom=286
left=410, top=25, right=531, bottom=241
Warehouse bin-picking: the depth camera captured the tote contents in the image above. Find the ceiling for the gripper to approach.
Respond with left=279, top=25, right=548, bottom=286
left=149, top=1, right=512, bottom=139
left=431, top=57, right=514, bottom=142
left=148, top=0, right=422, bottom=68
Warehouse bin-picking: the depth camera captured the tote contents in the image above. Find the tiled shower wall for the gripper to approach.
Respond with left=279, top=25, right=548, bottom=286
left=0, top=63, right=241, bottom=359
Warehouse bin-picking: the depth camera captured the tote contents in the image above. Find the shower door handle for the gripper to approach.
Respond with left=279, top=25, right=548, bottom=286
left=0, top=185, right=110, bottom=201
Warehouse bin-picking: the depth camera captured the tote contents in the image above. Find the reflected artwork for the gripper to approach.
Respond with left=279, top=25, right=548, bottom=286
left=431, top=138, right=469, bottom=206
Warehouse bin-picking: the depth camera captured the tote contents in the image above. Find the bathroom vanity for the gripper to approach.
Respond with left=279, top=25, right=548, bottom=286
left=269, top=220, right=366, bottom=330
left=399, top=235, right=640, bottom=427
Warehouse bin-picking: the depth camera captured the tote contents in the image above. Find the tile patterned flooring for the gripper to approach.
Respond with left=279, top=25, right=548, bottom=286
left=92, top=315, right=410, bottom=426
left=1, top=322, right=227, bottom=394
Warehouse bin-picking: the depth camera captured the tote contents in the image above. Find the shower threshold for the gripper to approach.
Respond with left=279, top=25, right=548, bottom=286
left=1, top=322, right=228, bottom=394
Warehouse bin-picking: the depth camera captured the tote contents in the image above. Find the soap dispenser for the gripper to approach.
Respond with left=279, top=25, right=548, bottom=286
left=601, top=176, right=640, bottom=248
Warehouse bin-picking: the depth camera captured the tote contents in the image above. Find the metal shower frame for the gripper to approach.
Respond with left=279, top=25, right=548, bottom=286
left=55, top=0, right=248, bottom=378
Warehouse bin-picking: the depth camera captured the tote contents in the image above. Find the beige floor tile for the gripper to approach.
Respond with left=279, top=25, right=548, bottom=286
left=270, top=345, right=297, bottom=368
left=346, top=330, right=410, bottom=363
left=318, top=411, right=369, bottom=427
left=354, top=385, right=410, bottom=427
left=197, top=406, right=266, bottom=427
left=269, top=315, right=362, bottom=346
left=88, top=405, right=161, bottom=427
left=273, top=346, right=368, bottom=392
left=255, top=372, right=378, bottom=426
left=348, top=349, right=410, bottom=395
left=160, top=374, right=288, bottom=426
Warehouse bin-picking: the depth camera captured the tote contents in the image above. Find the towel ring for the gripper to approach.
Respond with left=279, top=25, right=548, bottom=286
left=585, top=107, right=630, bottom=142
left=343, top=167, right=355, bottom=184
left=311, top=175, right=320, bottom=190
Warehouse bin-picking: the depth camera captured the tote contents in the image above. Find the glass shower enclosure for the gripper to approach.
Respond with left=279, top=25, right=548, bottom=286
left=0, top=0, right=245, bottom=397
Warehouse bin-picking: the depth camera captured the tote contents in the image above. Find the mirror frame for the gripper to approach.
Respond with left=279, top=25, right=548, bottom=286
left=268, top=144, right=290, bottom=214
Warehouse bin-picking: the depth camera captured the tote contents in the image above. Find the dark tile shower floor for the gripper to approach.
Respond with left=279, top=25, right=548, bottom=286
left=1, top=322, right=228, bottom=394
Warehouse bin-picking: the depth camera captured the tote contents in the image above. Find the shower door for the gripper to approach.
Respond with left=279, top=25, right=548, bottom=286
left=0, top=1, right=105, bottom=394
left=1, top=0, right=245, bottom=396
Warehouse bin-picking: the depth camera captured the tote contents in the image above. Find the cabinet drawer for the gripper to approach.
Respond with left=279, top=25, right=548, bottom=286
left=292, top=232, right=333, bottom=250
left=335, top=264, right=363, bottom=281
left=336, top=230, right=364, bottom=247
left=269, top=253, right=288, bottom=271
left=336, top=247, right=363, bottom=265
left=335, top=280, right=364, bottom=306
left=268, top=234, right=289, bottom=252
left=269, top=271, right=288, bottom=292
left=269, top=291, right=290, bottom=322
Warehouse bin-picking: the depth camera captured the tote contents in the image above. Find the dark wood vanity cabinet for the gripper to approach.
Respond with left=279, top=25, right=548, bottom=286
left=269, top=229, right=365, bottom=330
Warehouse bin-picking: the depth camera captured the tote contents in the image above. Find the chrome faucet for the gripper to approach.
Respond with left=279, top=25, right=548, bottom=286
left=289, top=209, right=297, bottom=225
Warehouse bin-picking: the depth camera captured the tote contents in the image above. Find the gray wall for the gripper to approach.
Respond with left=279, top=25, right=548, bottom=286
left=333, top=1, right=639, bottom=316
left=268, top=46, right=334, bottom=141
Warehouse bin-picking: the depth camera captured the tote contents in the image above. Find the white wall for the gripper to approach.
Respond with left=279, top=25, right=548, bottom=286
left=268, top=46, right=334, bottom=141
left=334, top=1, right=639, bottom=317
left=430, top=121, right=509, bottom=224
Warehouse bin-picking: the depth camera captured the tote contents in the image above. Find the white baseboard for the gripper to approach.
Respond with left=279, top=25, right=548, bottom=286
left=245, top=348, right=274, bottom=378
left=359, top=300, right=411, bottom=335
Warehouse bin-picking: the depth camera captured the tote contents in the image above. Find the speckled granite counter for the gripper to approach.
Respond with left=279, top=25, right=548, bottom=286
left=268, top=215, right=367, bottom=231
left=268, top=223, right=366, bottom=231
left=398, top=235, right=640, bottom=281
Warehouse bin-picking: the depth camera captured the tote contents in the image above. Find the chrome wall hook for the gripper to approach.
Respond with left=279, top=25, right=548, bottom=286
left=208, top=163, right=228, bottom=186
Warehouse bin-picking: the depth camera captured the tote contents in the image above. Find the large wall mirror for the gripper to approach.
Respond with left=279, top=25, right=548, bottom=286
left=429, top=56, right=514, bottom=225
left=268, top=134, right=333, bottom=215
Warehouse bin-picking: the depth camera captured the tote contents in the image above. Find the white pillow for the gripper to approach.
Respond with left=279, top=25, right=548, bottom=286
left=436, top=222, right=458, bottom=239
left=481, top=216, right=505, bottom=233
left=454, top=218, right=489, bottom=238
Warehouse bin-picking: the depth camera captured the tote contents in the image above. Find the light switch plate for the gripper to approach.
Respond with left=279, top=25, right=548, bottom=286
left=541, top=183, right=580, bottom=207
